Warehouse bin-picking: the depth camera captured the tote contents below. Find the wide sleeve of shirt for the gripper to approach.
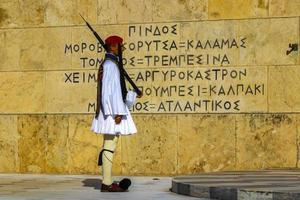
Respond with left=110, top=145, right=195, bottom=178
left=101, top=60, right=128, bottom=116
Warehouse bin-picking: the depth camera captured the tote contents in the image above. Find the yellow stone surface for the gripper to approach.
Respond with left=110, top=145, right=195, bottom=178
left=269, top=0, right=300, bottom=17
left=0, top=0, right=97, bottom=28
left=44, top=28, right=72, bottom=70
left=19, top=28, right=72, bottom=70
left=0, top=115, right=19, bottom=172
left=19, top=0, right=45, bottom=26
left=2, top=112, right=300, bottom=174
left=0, top=0, right=21, bottom=28
left=177, top=114, right=236, bottom=174
left=238, top=17, right=299, bottom=66
left=181, top=20, right=239, bottom=67
left=297, top=115, right=300, bottom=168
left=121, top=115, right=177, bottom=175
left=0, top=30, right=21, bottom=71
left=208, top=0, right=268, bottom=19
left=0, top=72, right=45, bottom=113
left=2, top=18, right=297, bottom=71
left=97, top=0, right=207, bottom=24
left=236, top=114, right=297, bottom=170
left=2, top=1, right=300, bottom=27
left=2, top=113, right=122, bottom=174
left=46, top=115, right=69, bottom=173
left=18, top=115, right=47, bottom=173
left=44, top=0, right=97, bottom=26
left=17, top=0, right=45, bottom=27
left=0, top=0, right=44, bottom=28
left=152, top=0, right=207, bottom=22
left=128, top=67, right=267, bottom=113
left=46, top=70, right=96, bottom=113
left=269, top=66, right=300, bottom=112
left=97, top=0, right=153, bottom=24
left=220, top=66, right=268, bottom=113
left=0, top=66, right=266, bottom=114
left=123, top=23, right=181, bottom=64
left=19, top=29, right=46, bottom=70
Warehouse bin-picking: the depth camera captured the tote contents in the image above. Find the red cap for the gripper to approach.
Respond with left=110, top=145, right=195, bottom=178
left=105, top=35, right=123, bottom=45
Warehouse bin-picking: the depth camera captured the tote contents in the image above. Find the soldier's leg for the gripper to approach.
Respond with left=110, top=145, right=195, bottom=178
left=102, top=134, right=120, bottom=185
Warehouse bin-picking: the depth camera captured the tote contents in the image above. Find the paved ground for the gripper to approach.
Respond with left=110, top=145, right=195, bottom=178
left=172, top=170, right=300, bottom=200
left=0, top=173, right=208, bottom=200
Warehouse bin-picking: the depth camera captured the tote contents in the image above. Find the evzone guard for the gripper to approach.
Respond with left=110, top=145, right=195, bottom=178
left=81, top=15, right=143, bottom=192
left=91, top=35, right=142, bottom=192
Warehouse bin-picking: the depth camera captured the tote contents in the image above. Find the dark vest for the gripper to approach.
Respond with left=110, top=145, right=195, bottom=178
left=95, top=53, right=127, bottom=119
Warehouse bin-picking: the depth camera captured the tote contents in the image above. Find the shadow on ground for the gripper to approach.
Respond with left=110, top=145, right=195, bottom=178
left=82, top=179, right=102, bottom=190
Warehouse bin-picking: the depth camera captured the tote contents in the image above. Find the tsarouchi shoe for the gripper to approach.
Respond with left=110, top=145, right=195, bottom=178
left=101, top=183, right=127, bottom=192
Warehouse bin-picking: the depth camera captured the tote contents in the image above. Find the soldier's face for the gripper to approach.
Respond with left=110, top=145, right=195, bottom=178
left=109, top=43, right=125, bottom=55
left=109, top=44, right=118, bottom=55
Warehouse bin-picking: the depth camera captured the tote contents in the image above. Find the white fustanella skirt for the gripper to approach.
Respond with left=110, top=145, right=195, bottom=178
left=90, top=106, right=137, bottom=135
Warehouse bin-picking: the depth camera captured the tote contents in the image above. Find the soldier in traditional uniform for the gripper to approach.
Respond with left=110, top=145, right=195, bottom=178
left=91, top=35, right=142, bottom=192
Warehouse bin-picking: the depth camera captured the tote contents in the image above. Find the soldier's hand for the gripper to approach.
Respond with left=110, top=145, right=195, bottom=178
left=137, top=91, right=143, bottom=98
left=115, top=115, right=122, bottom=124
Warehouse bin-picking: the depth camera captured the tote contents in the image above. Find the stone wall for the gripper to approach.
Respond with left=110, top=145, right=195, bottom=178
left=0, top=0, right=300, bottom=175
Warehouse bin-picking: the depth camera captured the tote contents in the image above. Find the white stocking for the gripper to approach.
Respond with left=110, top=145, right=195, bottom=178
left=102, top=134, right=119, bottom=185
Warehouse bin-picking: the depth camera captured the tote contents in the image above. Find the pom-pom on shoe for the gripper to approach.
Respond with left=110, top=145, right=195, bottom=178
left=119, top=178, right=131, bottom=190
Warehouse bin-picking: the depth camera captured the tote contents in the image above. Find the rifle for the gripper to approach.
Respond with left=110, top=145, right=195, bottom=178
left=80, top=14, right=108, bottom=52
left=80, top=14, right=142, bottom=96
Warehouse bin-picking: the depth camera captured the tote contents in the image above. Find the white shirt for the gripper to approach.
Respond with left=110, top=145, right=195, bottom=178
left=90, top=59, right=137, bottom=135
